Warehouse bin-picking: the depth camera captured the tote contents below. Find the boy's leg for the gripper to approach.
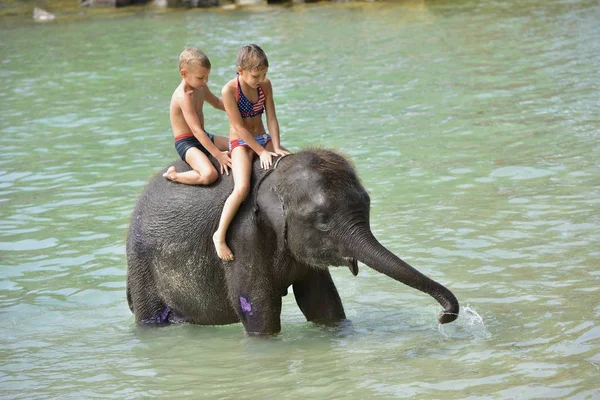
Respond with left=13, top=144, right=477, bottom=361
left=163, top=148, right=217, bottom=185
left=213, top=147, right=254, bottom=261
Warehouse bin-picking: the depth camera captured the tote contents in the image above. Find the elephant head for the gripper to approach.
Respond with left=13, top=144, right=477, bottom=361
left=255, top=149, right=459, bottom=324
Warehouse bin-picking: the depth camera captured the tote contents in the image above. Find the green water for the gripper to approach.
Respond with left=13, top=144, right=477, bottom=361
left=1, top=1, right=599, bottom=398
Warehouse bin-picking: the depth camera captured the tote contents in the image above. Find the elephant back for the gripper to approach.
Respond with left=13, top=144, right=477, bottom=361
left=130, top=157, right=271, bottom=247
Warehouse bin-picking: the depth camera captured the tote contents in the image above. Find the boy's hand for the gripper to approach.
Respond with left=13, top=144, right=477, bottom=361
left=216, top=151, right=232, bottom=175
left=259, top=150, right=278, bottom=170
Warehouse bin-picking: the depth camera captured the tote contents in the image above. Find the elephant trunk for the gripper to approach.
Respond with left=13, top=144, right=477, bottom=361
left=343, top=227, right=459, bottom=324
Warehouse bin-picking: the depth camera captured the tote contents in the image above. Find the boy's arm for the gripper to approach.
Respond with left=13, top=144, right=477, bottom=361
left=205, top=86, right=225, bottom=111
left=222, top=85, right=268, bottom=156
left=262, top=79, right=285, bottom=153
left=180, top=90, right=222, bottom=158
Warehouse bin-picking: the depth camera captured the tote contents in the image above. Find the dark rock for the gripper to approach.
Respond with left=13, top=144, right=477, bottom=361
left=186, top=0, right=220, bottom=7
left=80, top=0, right=149, bottom=7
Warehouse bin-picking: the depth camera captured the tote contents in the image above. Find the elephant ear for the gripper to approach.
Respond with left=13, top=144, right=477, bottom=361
left=255, top=185, right=287, bottom=251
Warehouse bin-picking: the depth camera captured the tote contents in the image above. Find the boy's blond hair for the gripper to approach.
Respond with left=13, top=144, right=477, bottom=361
left=236, top=44, right=269, bottom=71
left=179, top=47, right=211, bottom=71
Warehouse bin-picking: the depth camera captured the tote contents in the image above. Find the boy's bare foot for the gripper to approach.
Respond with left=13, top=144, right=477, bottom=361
left=213, top=232, right=234, bottom=261
left=163, top=166, right=177, bottom=182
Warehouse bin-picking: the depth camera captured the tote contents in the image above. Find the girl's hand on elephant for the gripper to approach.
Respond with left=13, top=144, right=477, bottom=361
left=274, top=147, right=291, bottom=156
left=259, top=150, right=278, bottom=169
left=217, top=151, right=232, bottom=175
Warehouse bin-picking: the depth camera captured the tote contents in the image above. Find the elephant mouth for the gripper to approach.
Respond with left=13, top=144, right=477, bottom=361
left=344, top=257, right=359, bottom=276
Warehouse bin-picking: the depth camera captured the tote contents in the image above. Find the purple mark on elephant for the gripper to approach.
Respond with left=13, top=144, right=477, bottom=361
left=141, top=306, right=171, bottom=324
left=240, top=296, right=253, bottom=316
left=158, top=306, right=171, bottom=323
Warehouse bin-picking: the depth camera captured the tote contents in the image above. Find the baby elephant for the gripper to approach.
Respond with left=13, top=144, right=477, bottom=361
left=126, top=149, right=459, bottom=334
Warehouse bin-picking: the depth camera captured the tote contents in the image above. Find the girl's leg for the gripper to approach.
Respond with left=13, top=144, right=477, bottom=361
left=264, top=141, right=290, bottom=154
left=163, top=148, right=218, bottom=185
left=213, top=135, right=230, bottom=151
left=213, top=147, right=254, bottom=261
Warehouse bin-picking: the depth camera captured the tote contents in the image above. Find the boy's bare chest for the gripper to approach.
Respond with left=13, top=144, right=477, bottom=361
left=194, top=98, right=205, bottom=114
left=190, top=89, right=206, bottom=114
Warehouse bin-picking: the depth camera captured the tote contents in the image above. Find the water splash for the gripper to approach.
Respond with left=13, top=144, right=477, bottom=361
left=438, top=304, right=491, bottom=341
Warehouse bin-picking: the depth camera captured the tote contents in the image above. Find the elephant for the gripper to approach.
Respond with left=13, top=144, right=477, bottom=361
left=126, top=148, right=459, bottom=334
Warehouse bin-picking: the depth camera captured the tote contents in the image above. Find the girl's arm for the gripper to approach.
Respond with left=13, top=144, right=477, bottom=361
left=205, top=86, right=225, bottom=111
left=180, top=90, right=221, bottom=158
left=263, top=79, right=287, bottom=155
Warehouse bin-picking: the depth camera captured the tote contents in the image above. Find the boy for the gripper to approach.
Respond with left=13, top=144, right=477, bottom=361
left=163, top=47, right=231, bottom=184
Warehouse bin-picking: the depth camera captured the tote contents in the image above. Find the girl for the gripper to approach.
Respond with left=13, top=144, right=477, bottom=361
left=213, top=44, right=289, bottom=261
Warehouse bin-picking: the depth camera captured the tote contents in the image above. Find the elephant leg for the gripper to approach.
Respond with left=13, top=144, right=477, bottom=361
left=130, top=289, right=170, bottom=325
left=232, top=289, right=282, bottom=335
left=225, top=269, right=283, bottom=335
left=293, top=268, right=346, bottom=323
left=127, top=259, right=171, bottom=325
left=129, top=283, right=190, bottom=325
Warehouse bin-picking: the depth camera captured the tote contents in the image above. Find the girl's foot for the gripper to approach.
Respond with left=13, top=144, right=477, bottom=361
left=163, top=166, right=177, bottom=182
left=213, top=232, right=234, bottom=261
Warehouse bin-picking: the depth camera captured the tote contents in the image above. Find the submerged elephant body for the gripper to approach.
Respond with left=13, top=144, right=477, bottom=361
left=126, top=149, right=459, bottom=334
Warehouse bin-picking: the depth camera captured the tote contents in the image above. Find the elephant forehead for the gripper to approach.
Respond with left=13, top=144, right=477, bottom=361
left=300, top=180, right=328, bottom=198
left=288, top=168, right=320, bottom=186
left=317, top=191, right=335, bottom=209
left=290, top=188, right=329, bottom=213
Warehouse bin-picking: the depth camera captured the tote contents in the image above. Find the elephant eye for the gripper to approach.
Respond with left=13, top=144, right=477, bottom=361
left=314, top=212, right=330, bottom=232
left=315, top=223, right=329, bottom=232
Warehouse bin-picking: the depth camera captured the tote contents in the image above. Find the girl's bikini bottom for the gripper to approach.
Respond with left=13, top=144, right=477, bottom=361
left=229, top=133, right=271, bottom=153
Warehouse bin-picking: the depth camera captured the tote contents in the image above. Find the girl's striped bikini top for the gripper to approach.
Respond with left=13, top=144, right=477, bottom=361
left=236, top=74, right=265, bottom=118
